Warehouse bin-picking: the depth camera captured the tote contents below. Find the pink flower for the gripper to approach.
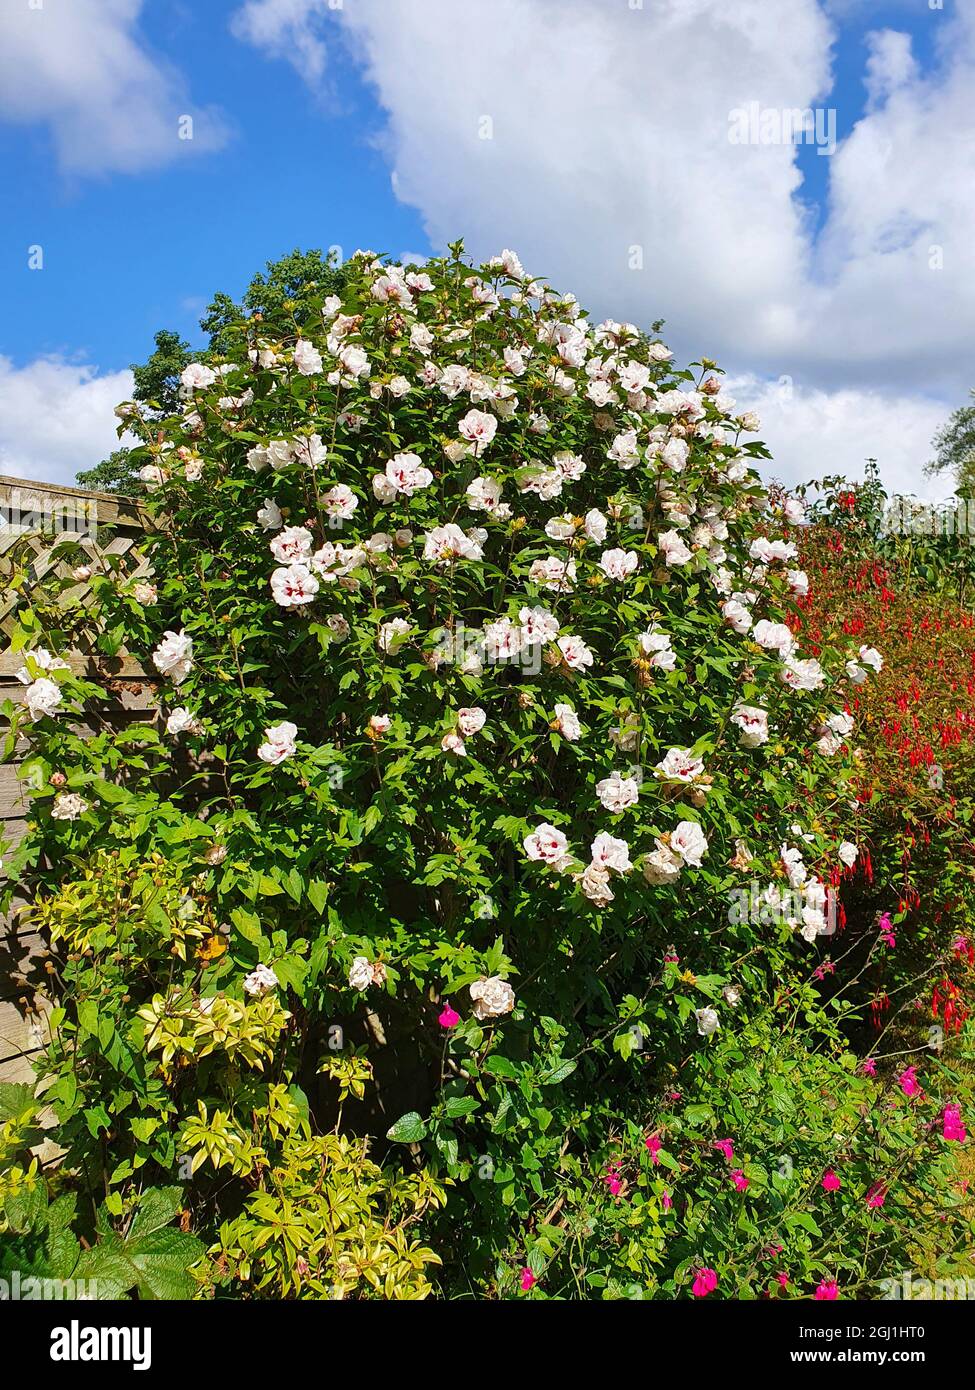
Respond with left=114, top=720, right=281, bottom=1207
left=860, top=1057, right=877, bottom=1076
left=519, top=1267, right=536, bottom=1292
left=776, top=1272, right=789, bottom=1289
left=691, top=1267, right=718, bottom=1298
left=645, top=1135, right=662, bottom=1164
left=730, top=1169, right=749, bottom=1192
left=714, top=1138, right=734, bottom=1163
left=438, top=1003, right=460, bottom=1029
left=943, top=1104, right=967, bottom=1142
left=604, top=1161, right=623, bottom=1197
left=814, top=1280, right=839, bottom=1300
left=822, top=1169, right=842, bottom=1192
left=898, top=1066, right=920, bottom=1097
left=661, top=1189, right=673, bottom=1210
left=865, top=1181, right=887, bottom=1209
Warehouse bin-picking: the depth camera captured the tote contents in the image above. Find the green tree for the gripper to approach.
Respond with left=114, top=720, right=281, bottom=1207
left=926, top=389, right=975, bottom=495
left=76, top=331, right=192, bottom=492
left=74, top=447, right=146, bottom=496
left=201, top=246, right=347, bottom=356
left=130, top=328, right=194, bottom=417
left=77, top=248, right=348, bottom=495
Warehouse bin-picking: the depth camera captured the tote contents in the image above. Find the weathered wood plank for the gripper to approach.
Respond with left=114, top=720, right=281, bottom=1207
left=0, top=1003, right=46, bottom=1063
left=0, top=767, right=27, bottom=819
left=0, top=667, right=153, bottom=691
left=0, top=925, right=51, bottom=1067
left=0, top=473, right=147, bottom=527
left=0, top=1048, right=40, bottom=1085
left=2, top=904, right=33, bottom=940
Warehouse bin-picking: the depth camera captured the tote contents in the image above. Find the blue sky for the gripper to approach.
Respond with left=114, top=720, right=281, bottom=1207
left=0, top=3, right=429, bottom=369
left=794, top=0, right=945, bottom=225
left=1, top=0, right=972, bottom=494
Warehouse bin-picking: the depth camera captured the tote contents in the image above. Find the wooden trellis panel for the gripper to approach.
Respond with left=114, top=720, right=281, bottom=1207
left=0, top=474, right=157, bottom=1082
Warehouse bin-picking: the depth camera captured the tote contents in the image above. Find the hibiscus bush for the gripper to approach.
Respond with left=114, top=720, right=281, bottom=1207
left=2, top=244, right=971, bottom=1299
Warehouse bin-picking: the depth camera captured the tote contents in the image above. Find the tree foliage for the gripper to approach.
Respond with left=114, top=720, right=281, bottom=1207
left=77, top=249, right=348, bottom=495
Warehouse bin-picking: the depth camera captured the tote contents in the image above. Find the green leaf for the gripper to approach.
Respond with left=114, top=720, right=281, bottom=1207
left=84, top=1105, right=111, bottom=1138
left=128, top=1185, right=183, bottom=1237
left=445, top=1096, right=480, bottom=1119
left=386, top=1111, right=427, bottom=1143
left=91, top=778, right=130, bottom=806
left=2, top=1176, right=47, bottom=1233
left=73, top=1187, right=203, bottom=1300
left=540, top=1059, right=577, bottom=1086
left=308, top=930, right=330, bottom=980
left=281, top=867, right=304, bottom=903
left=0, top=1081, right=36, bottom=1124
left=307, top=880, right=329, bottom=915
left=683, top=1103, right=714, bottom=1129
left=230, top=907, right=262, bottom=945
left=76, top=999, right=99, bottom=1037
left=483, top=1055, right=520, bottom=1080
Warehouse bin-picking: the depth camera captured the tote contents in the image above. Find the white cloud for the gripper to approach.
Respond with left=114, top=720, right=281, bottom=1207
left=810, top=13, right=975, bottom=397
left=231, top=0, right=973, bottom=495
left=232, top=0, right=332, bottom=85
left=863, top=28, right=918, bottom=106
left=0, top=357, right=134, bottom=487
left=730, top=375, right=954, bottom=502
left=336, top=0, right=831, bottom=367
left=0, top=0, right=229, bottom=175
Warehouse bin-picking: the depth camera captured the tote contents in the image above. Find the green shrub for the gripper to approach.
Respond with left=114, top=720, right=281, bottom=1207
left=3, top=245, right=970, bottom=1298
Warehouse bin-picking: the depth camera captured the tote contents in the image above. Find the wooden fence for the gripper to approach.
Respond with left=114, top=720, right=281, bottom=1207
left=0, top=474, right=154, bottom=1083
